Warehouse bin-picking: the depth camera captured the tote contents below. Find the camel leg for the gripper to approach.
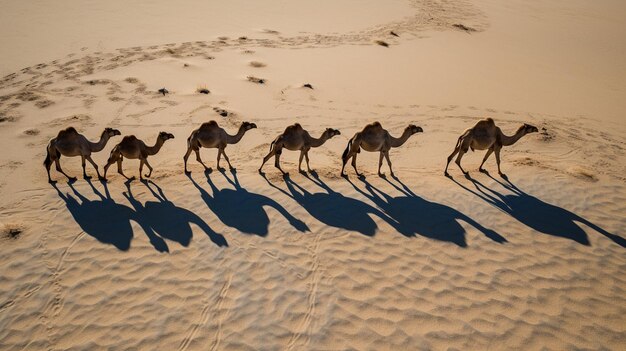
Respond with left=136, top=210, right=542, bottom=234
left=298, top=150, right=305, bottom=173
left=45, top=159, right=53, bottom=183
left=455, top=148, right=469, bottom=175
left=139, top=159, right=145, bottom=180
left=102, top=160, right=112, bottom=181
left=445, top=146, right=460, bottom=176
left=45, top=162, right=53, bottom=183
left=259, top=149, right=276, bottom=173
left=479, top=148, right=494, bottom=173
left=195, top=150, right=210, bottom=172
left=383, top=150, right=395, bottom=177
left=304, top=150, right=313, bottom=172
left=377, top=152, right=384, bottom=176
left=220, top=148, right=234, bottom=170
left=85, top=155, right=102, bottom=179
left=141, top=158, right=154, bottom=179
left=351, top=152, right=362, bottom=177
left=54, top=159, right=76, bottom=182
left=494, top=146, right=506, bottom=178
left=216, top=149, right=223, bottom=170
left=44, top=147, right=54, bottom=183
left=183, top=145, right=193, bottom=173
left=80, top=156, right=92, bottom=180
left=116, top=157, right=134, bottom=181
left=340, top=152, right=351, bottom=176
left=274, top=147, right=287, bottom=175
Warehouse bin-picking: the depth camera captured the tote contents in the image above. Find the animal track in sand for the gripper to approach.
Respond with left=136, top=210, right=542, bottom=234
left=249, top=61, right=266, bottom=68
left=247, top=76, right=266, bottom=84
left=23, top=128, right=40, bottom=136
left=46, top=114, right=93, bottom=128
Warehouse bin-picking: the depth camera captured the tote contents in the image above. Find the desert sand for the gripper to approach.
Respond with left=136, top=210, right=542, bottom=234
left=1, top=0, right=625, bottom=350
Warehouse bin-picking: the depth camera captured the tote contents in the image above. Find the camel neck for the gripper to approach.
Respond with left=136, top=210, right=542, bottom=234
left=389, top=129, right=413, bottom=148
left=309, top=131, right=331, bottom=148
left=225, top=125, right=246, bottom=144
left=499, top=126, right=526, bottom=146
left=145, top=137, right=165, bottom=155
left=88, top=131, right=110, bottom=152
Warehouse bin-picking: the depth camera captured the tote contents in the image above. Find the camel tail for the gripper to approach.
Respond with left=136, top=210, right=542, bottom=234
left=342, top=135, right=355, bottom=161
left=107, top=144, right=120, bottom=162
left=455, top=129, right=471, bottom=151
left=186, top=133, right=193, bottom=150
left=187, top=130, right=200, bottom=150
left=269, top=139, right=276, bottom=152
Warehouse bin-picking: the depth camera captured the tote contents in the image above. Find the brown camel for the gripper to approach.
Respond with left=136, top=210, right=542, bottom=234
left=44, top=127, right=121, bottom=182
left=259, top=123, right=341, bottom=175
left=101, top=131, right=175, bottom=181
left=444, top=118, right=538, bottom=177
left=183, top=121, right=257, bottom=173
left=341, top=122, right=423, bottom=177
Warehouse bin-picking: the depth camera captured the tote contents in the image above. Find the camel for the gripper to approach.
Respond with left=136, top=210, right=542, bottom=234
left=44, top=126, right=121, bottom=183
left=101, top=131, right=174, bottom=181
left=341, top=122, right=423, bottom=177
left=444, top=118, right=538, bottom=177
left=258, top=123, right=341, bottom=175
left=183, top=121, right=257, bottom=173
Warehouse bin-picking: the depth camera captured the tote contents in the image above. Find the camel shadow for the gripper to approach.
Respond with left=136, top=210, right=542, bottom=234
left=262, top=173, right=394, bottom=236
left=451, top=173, right=625, bottom=248
left=124, top=180, right=227, bottom=249
left=347, top=176, right=506, bottom=246
left=188, top=170, right=309, bottom=236
left=52, top=180, right=135, bottom=251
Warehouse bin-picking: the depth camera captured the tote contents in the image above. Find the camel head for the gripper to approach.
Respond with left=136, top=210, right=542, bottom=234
left=522, top=123, right=539, bottom=134
left=324, top=128, right=341, bottom=138
left=158, top=131, right=175, bottom=141
left=104, top=127, right=121, bottom=137
left=241, top=121, right=257, bottom=131
left=407, top=124, right=423, bottom=135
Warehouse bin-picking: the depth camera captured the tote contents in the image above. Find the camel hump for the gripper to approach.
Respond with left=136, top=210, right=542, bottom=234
left=285, top=123, right=302, bottom=133
left=363, top=121, right=382, bottom=132
left=474, top=118, right=496, bottom=131
left=58, top=126, right=79, bottom=137
left=122, top=135, right=137, bottom=142
left=200, top=121, right=218, bottom=130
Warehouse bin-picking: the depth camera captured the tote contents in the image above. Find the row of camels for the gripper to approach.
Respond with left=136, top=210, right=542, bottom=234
left=44, top=118, right=538, bottom=183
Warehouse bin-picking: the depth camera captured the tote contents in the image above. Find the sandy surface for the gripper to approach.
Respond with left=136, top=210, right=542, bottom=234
left=1, top=0, right=625, bottom=350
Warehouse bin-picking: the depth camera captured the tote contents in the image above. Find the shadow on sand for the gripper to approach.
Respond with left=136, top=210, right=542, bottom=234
left=124, top=180, right=227, bottom=249
left=53, top=180, right=136, bottom=251
left=346, top=175, right=506, bottom=246
left=52, top=179, right=227, bottom=251
left=262, top=172, right=502, bottom=246
left=188, top=169, right=309, bottom=236
left=262, top=172, right=394, bottom=236
left=450, top=172, right=625, bottom=248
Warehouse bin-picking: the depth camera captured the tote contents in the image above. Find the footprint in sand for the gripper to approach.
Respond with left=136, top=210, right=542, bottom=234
left=23, top=128, right=40, bottom=136
left=250, top=61, right=266, bottom=68
left=247, top=76, right=266, bottom=84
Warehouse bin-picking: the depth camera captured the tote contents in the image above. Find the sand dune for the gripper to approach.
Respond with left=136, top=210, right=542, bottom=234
left=1, top=0, right=626, bottom=350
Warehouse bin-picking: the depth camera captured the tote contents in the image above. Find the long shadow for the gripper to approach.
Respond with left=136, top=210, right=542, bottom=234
left=124, top=180, right=227, bottom=249
left=450, top=173, right=625, bottom=248
left=52, top=180, right=135, bottom=251
left=262, top=173, right=396, bottom=236
left=188, top=170, right=309, bottom=236
left=346, top=176, right=505, bottom=247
